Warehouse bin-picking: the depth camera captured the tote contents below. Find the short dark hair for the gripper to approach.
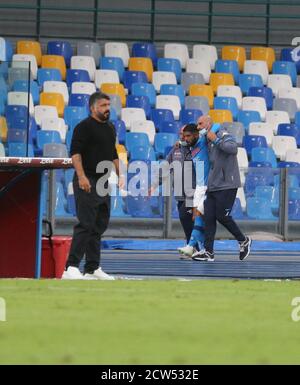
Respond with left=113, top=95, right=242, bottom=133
left=183, top=123, right=198, bottom=134
left=89, top=92, right=110, bottom=109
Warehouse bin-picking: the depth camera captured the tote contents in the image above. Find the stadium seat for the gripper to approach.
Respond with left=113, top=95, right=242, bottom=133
left=127, top=195, right=155, bottom=218
left=44, top=81, right=69, bottom=105
left=17, top=40, right=42, bottom=66
left=272, top=61, right=297, bottom=86
left=246, top=197, right=277, bottom=220
left=132, top=42, right=158, bottom=67
left=248, top=122, right=274, bottom=147
left=179, top=108, right=203, bottom=124
left=8, top=143, right=34, bottom=157
left=273, top=135, right=297, bottom=161
left=186, top=58, right=211, bottom=83
left=244, top=171, right=269, bottom=197
left=157, top=58, right=182, bottom=82
left=131, top=120, right=156, bottom=145
left=154, top=133, right=178, bottom=158
left=94, top=69, right=119, bottom=89
left=164, top=43, right=189, bottom=69
left=251, top=147, right=277, bottom=168
left=13, top=80, right=40, bottom=105
left=217, top=85, right=242, bottom=108
left=64, top=106, right=88, bottom=128
left=243, top=135, right=268, bottom=156
left=121, top=108, right=146, bottom=129
left=181, top=72, right=205, bottom=93
left=242, top=96, right=267, bottom=121
left=128, top=57, right=153, bottom=82
left=6, top=105, right=28, bottom=121
left=130, top=145, right=156, bottom=161
left=193, top=44, right=218, bottom=70
left=77, top=42, right=101, bottom=66
left=47, top=41, right=73, bottom=67
left=37, top=130, right=62, bottom=150
left=231, top=198, right=244, bottom=219
left=104, top=42, right=130, bottom=67
left=71, top=82, right=96, bottom=96
left=243, top=60, right=269, bottom=85
left=126, top=95, right=151, bottom=118
left=266, top=110, right=290, bottom=134
left=239, top=74, right=263, bottom=95
left=267, top=74, right=292, bottom=97
left=0, top=117, right=8, bottom=142
left=250, top=47, right=275, bottom=72
left=156, top=95, right=181, bottom=120
left=41, top=117, right=67, bottom=142
left=116, top=144, right=128, bottom=166
left=280, top=47, right=300, bottom=73
left=111, top=194, right=128, bottom=217
left=209, top=109, right=233, bottom=124
left=123, top=71, right=148, bottom=92
left=278, top=161, right=300, bottom=168
left=214, top=96, right=239, bottom=120
left=37, top=68, right=62, bottom=87
left=69, top=93, right=90, bottom=111
left=113, top=119, right=126, bottom=145
left=215, top=59, right=240, bottom=83
left=277, top=123, right=300, bottom=147
left=151, top=109, right=175, bottom=131
left=152, top=71, right=177, bottom=93
left=41, top=55, right=67, bottom=80
left=273, top=98, right=297, bottom=121
left=289, top=187, right=300, bottom=200
left=288, top=199, right=300, bottom=220
left=40, top=92, right=65, bottom=117
left=160, top=84, right=185, bottom=107
left=8, top=68, right=32, bottom=89
left=185, top=96, right=210, bottom=115
left=100, top=56, right=125, bottom=81
left=71, top=56, right=96, bottom=81
left=131, top=82, right=156, bottom=107
left=222, top=46, right=246, bottom=71
left=255, top=185, right=279, bottom=213
left=221, top=122, right=245, bottom=146
left=7, top=129, right=27, bottom=144
left=109, top=95, right=122, bottom=118
left=189, top=84, right=214, bottom=108
left=278, top=87, right=300, bottom=110
left=101, top=83, right=126, bottom=107
left=125, top=132, right=150, bottom=153
left=7, top=91, right=34, bottom=116
left=43, top=143, right=68, bottom=158
left=160, top=120, right=182, bottom=134
left=12, top=54, right=38, bottom=79
left=210, top=73, right=235, bottom=94
left=248, top=86, right=273, bottom=110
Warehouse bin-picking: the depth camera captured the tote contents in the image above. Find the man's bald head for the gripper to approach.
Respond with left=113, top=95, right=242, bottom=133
left=197, top=115, right=213, bottom=131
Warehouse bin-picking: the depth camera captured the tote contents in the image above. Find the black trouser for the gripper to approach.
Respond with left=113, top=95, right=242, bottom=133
left=66, top=175, right=111, bottom=274
left=177, top=200, right=194, bottom=244
left=204, top=188, right=245, bottom=254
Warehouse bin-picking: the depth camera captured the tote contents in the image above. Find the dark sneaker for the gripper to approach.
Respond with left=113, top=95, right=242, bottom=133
left=192, top=250, right=215, bottom=262
left=239, top=236, right=252, bottom=261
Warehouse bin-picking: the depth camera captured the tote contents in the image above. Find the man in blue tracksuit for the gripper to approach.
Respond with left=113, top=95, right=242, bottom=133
left=177, top=120, right=220, bottom=258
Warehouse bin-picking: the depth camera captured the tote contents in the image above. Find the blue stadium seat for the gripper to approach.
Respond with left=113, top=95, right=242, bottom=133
left=278, top=161, right=300, bottom=168
left=132, top=42, right=158, bottom=67
left=43, top=143, right=68, bottom=158
left=289, top=187, right=300, bottom=200
left=37, top=68, right=62, bottom=87
left=131, top=82, right=156, bottom=107
left=280, top=48, right=300, bottom=74
left=288, top=199, right=300, bottom=220
left=37, top=130, right=62, bottom=150
left=154, top=133, right=178, bottom=158
left=160, top=120, right=182, bottom=134
left=251, top=147, right=277, bottom=168
left=125, top=132, right=150, bottom=153
left=239, top=74, right=263, bottom=94
left=214, top=96, right=239, bottom=120
left=246, top=197, right=277, bottom=220
left=5, top=105, right=28, bottom=121
left=215, top=59, right=240, bottom=83
left=274, top=173, right=299, bottom=188
left=160, top=84, right=185, bottom=107
left=69, top=93, right=90, bottom=109
left=231, top=198, right=245, bottom=220
left=127, top=195, right=155, bottom=218
left=126, top=95, right=151, bottom=118
left=47, top=41, right=73, bottom=67
left=8, top=143, right=34, bottom=157
left=100, top=57, right=125, bottom=81
left=64, top=106, right=88, bottom=128
left=272, top=61, right=297, bottom=86
left=113, top=119, right=126, bottom=145
left=12, top=80, right=40, bottom=105
left=249, top=161, right=272, bottom=168
left=238, top=110, right=261, bottom=131
left=151, top=109, right=175, bottom=131
left=277, top=123, right=300, bottom=147
left=66, top=69, right=90, bottom=88
left=130, top=145, right=156, bottom=161
left=255, top=185, right=279, bottom=214
left=109, top=107, right=117, bottom=121
left=243, top=135, right=268, bottom=156
left=244, top=173, right=268, bottom=197
left=179, top=108, right=203, bottom=124
left=7, top=129, right=28, bottom=144
left=157, top=58, right=182, bottom=82
left=248, top=86, right=273, bottom=110
left=123, top=70, right=148, bottom=92
left=111, top=194, right=129, bottom=217
left=0, top=62, right=9, bottom=81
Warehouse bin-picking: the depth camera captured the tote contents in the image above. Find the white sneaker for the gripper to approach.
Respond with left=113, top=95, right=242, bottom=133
left=84, top=267, right=115, bottom=281
left=192, top=249, right=206, bottom=258
left=62, top=266, right=84, bottom=280
left=177, top=245, right=195, bottom=258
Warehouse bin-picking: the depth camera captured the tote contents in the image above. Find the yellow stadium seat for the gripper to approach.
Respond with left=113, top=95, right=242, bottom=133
left=17, top=40, right=42, bottom=66
left=128, top=57, right=153, bottom=82
left=116, top=144, right=128, bottom=166
left=222, top=46, right=246, bottom=71
left=250, top=46, right=275, bottom=72
left=189, top=84, right=214, bottom=108
left=101, top=83, right=126, bottom=107
left=41, top=55, right=66, bottom=80
left=210, top=73, right=235, bottom=94
left=40, top=92, right=65, bottom=117
left=209, top=109, right=233, bottom=123
left=0, top=117, right=8, bottom=142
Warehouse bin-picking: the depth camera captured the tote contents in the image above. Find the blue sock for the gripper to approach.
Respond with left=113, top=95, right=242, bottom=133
left=189, top=216, right=204, bottom=248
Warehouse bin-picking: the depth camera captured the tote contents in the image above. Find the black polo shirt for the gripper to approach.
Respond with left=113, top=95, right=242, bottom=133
left=70, top=116, right=118, bottom=177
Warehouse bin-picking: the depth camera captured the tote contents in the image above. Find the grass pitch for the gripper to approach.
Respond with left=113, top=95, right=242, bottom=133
left=0, top=279, right=300, bottom=364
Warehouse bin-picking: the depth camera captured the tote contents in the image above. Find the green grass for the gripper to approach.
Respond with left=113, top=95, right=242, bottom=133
left=0, top=279, right=300, bottom=364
